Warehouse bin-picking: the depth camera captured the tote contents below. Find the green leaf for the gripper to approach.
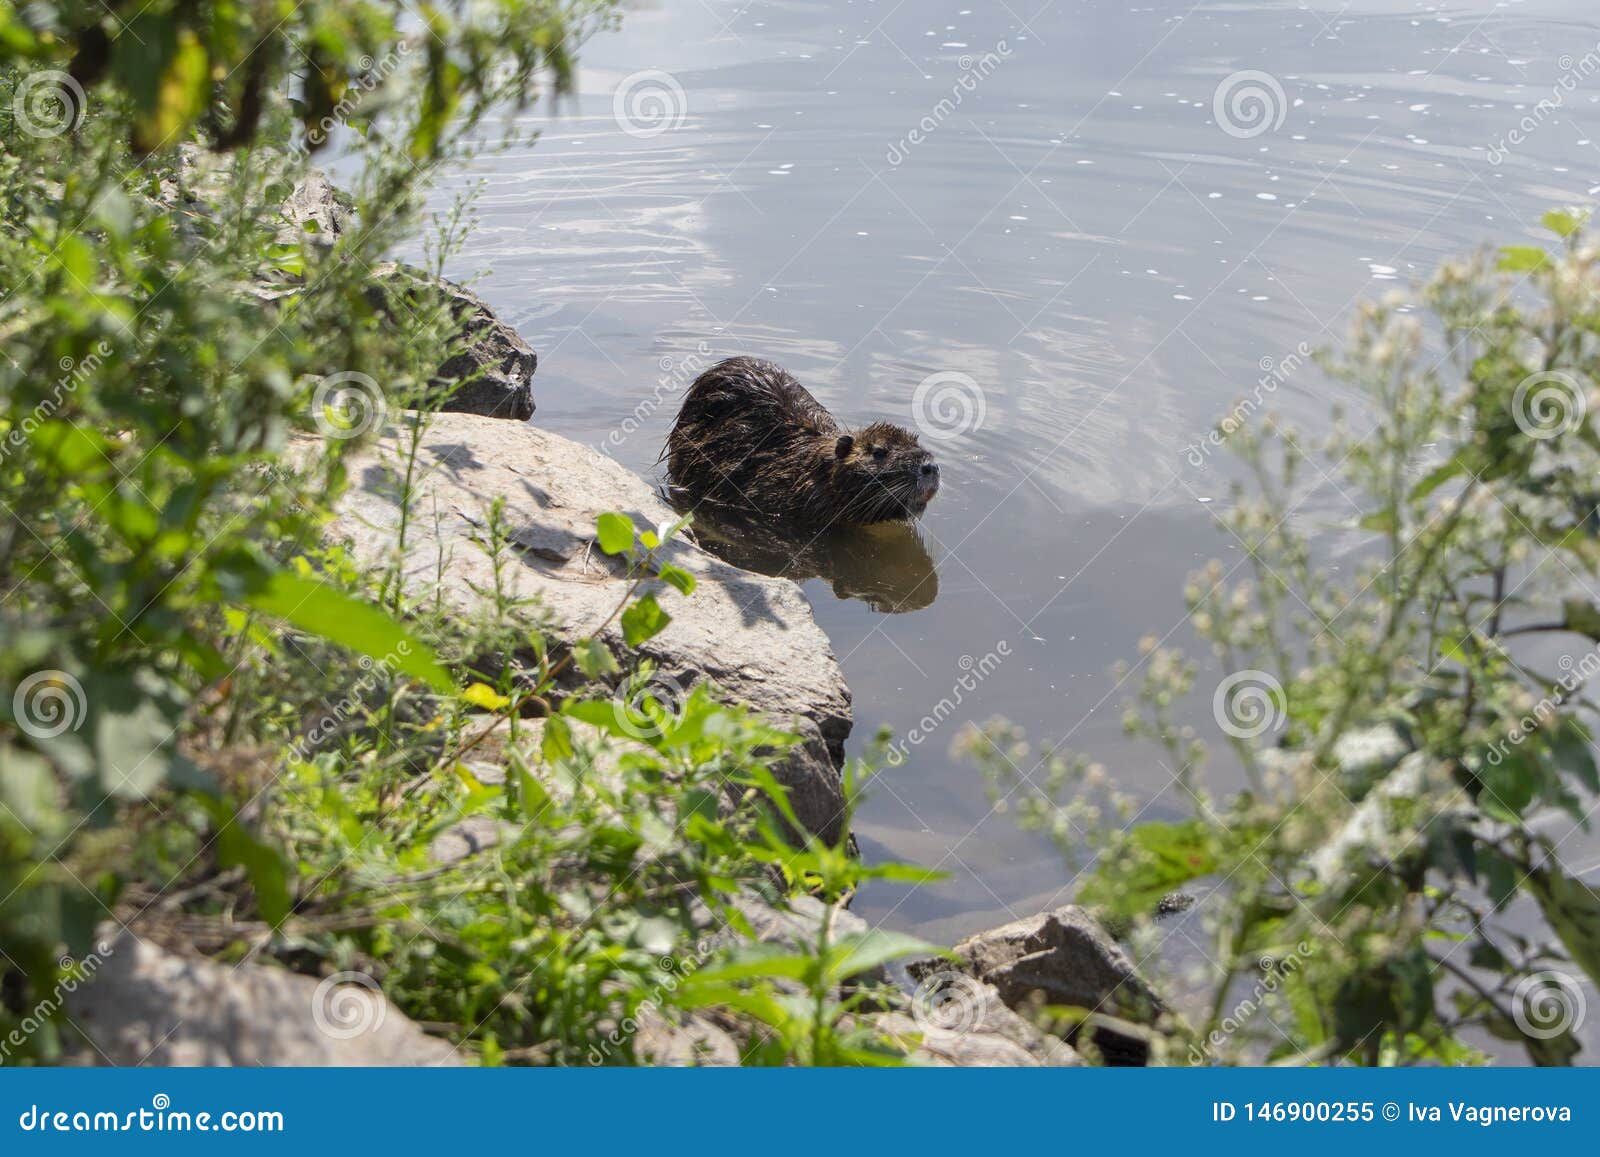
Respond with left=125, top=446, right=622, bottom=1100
left=656, top=564, right=697, bottom=596
left=116, top=17, right=211, bottom=153
left=1549, top=720, right=1599, bottom=794
left=1525, top=866, right=1600, bottom=985
left=30, top=420, right=113, bottom=474
left=562, top=697, right=650, bottom=746
left=856, top=861, right=948, bottom=885
left=1543, top=208, right=1587, bottom=239
left=1497, top=246, right=1550, bottom=273
left=242, top=570, right=453, bottom=693
left=203, top=798, right=292, bottom=927
left=515, top=765, right=550, bottom=821
left=1562, top=597, right=1600, bottom=640
left=825, top=930, right=939, bottom=984
left=571, top=637, right=619, bottom=679
left=1077, top=819, right=1220, bottom=918
left=1410, top=450, right=1469, bottom=502
left=596, top=513, right=635, bottom=555
left=620, top=594, right=671, bottom=647
left=1358, top=509, right=1398, bottom=535
left=0, top=744, right=61, bottom=832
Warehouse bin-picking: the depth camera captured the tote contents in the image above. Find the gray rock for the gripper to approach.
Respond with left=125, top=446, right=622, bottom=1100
left=873, top=993, right=1083, bottom=1067
left=364, top=264, right=537, bottom=421
left=320, top=412, right=852, bottom=843
left=948, top=904, right=1164, bottom=1065
left=429, top=815, right=518, bottom=867
left=69, top=929, right=460, bottom=1066
left=633, top=1008, right=742, bottom=1067
left=279, top=168, right=353, bottom=251
left=276, top=172, right=536, bottom=420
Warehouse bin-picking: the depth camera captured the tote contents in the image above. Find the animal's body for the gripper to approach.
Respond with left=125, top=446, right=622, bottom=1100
left=664, top=357, right=939, bottom=528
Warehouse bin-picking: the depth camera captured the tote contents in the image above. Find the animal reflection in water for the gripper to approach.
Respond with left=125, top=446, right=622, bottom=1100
left=678, top=504, right=939, bottom=614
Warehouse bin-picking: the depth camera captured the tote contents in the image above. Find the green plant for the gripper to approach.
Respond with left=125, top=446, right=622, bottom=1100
left=0, top=0, right=621, bottom=1060
left=969, top=211, right=1600, bottom=1066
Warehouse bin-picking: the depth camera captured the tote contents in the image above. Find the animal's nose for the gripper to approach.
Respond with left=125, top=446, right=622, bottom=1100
left=920, top=462, right=939, bottom=477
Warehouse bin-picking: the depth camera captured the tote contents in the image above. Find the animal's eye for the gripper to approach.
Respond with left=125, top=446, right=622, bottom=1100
left=871, top=445, right=888, bottom=460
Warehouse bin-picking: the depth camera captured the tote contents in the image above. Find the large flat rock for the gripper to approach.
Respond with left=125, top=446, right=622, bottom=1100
left=70, top=930, right=459, bottom=1066
left=322, top=412, right=853, bottom=842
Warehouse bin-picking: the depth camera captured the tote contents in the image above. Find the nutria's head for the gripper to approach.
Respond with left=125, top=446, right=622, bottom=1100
left=826, top=421, right=939, bottom=522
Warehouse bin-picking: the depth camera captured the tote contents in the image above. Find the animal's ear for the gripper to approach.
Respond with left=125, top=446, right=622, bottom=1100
left=834, top=434, right=854, bottom=459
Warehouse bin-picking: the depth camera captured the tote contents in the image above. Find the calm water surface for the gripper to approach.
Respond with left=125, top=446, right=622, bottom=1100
left=428, top=0, right=1600, bottom=949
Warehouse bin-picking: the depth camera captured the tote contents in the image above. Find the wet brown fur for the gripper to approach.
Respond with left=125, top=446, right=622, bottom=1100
left=664, top=357, right=938, bottom=528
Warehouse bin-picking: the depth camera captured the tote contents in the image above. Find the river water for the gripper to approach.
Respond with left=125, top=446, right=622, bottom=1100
left=431, top=0, right=1600, bottom=974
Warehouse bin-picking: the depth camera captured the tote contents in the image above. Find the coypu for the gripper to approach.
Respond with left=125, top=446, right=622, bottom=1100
left=664, top=356, right=939, bottom=528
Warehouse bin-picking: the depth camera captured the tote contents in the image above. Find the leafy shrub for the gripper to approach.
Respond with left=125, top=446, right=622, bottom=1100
left=967, top=211, right=1600, bottom=1066
left=0, top=0, right=937, bottom=1065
